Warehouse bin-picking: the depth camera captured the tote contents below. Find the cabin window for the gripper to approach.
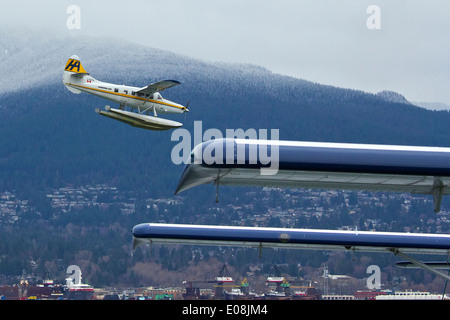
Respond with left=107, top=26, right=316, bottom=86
left=132, top=91, right=136, bottom=95
left=124, top=90, right=128, bottom=94
left=114, top=88, right=119, bottom=93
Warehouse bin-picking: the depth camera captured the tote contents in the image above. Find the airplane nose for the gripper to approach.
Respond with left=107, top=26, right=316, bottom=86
left=184, top=100, right=190, bottom=112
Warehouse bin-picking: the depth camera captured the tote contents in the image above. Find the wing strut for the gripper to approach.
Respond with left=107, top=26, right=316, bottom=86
left=433, top=178, right=444, bottom=213
left=215, top=176, right=220, bottom=203
left=391, top=249, right=450, bottom=282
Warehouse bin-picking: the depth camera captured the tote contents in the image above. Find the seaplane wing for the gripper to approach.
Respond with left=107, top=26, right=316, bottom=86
left=132, top=223, right=450, bottom=256
left=175, top=138, right=450, bottom=212
left=132, top=223, right=450, bottom=280
left=136, top=80, right=180, bottom=95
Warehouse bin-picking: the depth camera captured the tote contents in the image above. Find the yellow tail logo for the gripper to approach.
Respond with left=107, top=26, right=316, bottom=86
left=65, top=56, right=87, bottom=74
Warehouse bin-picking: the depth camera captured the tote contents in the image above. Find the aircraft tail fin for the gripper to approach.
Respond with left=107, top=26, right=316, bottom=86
left=63, top=55, right=89, bottom=94
left=64, top=55, right=88, bottom=75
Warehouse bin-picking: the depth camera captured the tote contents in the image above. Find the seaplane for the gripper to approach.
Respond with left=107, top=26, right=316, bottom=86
left=63, top=55, right=188, bottom=130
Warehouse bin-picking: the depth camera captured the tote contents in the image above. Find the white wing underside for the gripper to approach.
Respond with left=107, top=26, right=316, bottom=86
left=217, top=168, right=450, bottom=195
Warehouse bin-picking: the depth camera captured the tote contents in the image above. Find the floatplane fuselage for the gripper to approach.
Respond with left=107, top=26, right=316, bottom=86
left=63, top=55, right=188, bottom=130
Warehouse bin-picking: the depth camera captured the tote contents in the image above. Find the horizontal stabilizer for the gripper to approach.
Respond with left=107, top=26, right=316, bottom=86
left=64, top=84, right=82, bottom=94
left=95, top=106, right=182, bottom=131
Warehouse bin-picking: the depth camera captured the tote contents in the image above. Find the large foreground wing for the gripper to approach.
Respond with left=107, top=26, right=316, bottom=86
left=175, top=139, right=450, bottom=211
left=132, top=223, right=450, bottom=256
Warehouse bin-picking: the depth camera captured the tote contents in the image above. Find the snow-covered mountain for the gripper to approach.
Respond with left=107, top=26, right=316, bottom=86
left=5, top=28, right=449, bottom=116
left=376, top=90, right=412, bottom=105
left=0, top=30, right=169, bottom=94
left=0, top=28, right=409, bottom=103
left=9, top=28, right=449, bottom=118
left=2, top=28, right=450, bottom=196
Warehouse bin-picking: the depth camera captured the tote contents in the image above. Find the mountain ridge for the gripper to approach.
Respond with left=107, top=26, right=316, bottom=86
left=0, top=29, right=417, bottom=107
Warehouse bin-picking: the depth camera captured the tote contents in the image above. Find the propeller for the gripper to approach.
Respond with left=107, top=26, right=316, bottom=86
left=184, top=100, right=190, bottom=121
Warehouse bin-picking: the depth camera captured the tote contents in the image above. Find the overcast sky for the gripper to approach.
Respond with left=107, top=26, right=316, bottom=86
left=2, top=0, right=450, bottom=104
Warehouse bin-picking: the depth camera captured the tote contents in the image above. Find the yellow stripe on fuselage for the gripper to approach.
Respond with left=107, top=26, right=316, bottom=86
left=65, top=83, right=185, bottom=110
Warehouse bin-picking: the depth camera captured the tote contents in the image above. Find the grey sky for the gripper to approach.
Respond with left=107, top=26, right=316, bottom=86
left=1, top=0, right=450, bottom=104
